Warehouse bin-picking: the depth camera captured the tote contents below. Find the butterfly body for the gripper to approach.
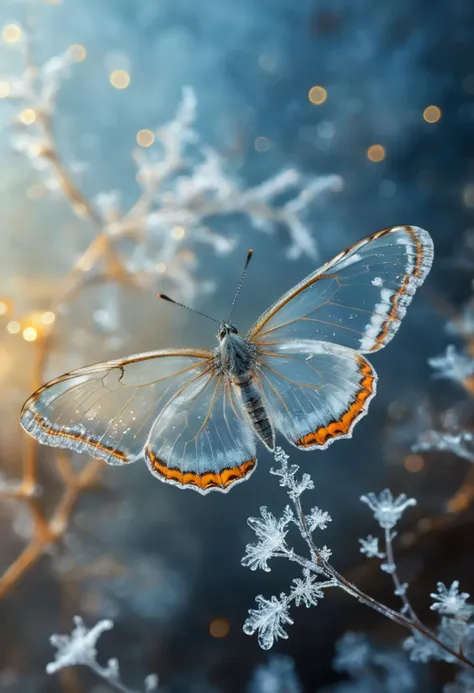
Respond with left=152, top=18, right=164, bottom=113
left=20, top=225, right=434, bottom=494
left=216, top=324, right=275, bottom=450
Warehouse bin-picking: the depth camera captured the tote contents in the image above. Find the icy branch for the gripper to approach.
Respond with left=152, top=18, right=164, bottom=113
left=46, top=617, right=158, bottom=693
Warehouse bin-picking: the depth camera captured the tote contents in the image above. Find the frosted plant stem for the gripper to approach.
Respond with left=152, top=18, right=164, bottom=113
left=292, top=494, right=474, bottom=670
left=383, top=527, right=420, bottom=623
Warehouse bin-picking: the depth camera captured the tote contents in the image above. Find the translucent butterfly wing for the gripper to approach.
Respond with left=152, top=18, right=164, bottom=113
left=21, top=347, right=257, bottom=494
left=145, top=376, right=257, bottom=494
left=256, top=340, right=376, bottom=450
left=20, top=349, right=214, bottom=465
left=248, top=226, right=433, bottom=353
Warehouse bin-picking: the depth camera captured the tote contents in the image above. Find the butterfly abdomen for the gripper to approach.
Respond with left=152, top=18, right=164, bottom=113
left=234, top=374, right=275, bottom=451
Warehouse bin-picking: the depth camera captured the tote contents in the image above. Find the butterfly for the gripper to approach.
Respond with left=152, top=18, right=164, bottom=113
left=20, top=225, right=433, bottom=494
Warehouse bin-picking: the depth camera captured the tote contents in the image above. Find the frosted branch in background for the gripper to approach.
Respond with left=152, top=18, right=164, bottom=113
left=1, top=29, right=343, bottom=304
left=429, top=345, right=474, bottom=385
left=47, top=616, right=158, bottom=693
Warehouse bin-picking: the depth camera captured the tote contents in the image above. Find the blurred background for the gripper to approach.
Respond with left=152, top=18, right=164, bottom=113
left=0, top=0, right=474, bottom=691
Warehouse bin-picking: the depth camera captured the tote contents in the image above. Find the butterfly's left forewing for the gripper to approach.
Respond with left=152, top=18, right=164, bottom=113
left=21, top=349, right=214, bottom=465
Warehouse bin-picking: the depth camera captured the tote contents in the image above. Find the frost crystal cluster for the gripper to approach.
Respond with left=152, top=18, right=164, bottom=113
left=47, top=616, right=158, bottom=693
left=242, top=448, right=474, bottom=691
left=360, top=486, right=474, bottom=692
left=429, top=345, right=474, bottom=384
left=242, top=448, right=335, bottom=650
left=321, top=632, right=419, bottom=693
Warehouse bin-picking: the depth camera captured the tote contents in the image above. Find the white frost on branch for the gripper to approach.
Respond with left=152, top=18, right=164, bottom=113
left=360, top=489, right=417, bottom=530
left=413, top=429, right=474, bottom=463
left=428, top=345, right=474, bottom=384
left=46, top=616, right=158, bottom=693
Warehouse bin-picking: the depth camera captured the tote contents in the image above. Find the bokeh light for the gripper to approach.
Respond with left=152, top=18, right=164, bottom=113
left=308, top=85, right=327, bottom=104
left=367, top=144, right=386, bottom=162
left=423, top=105, right=441, bottom=123
left=110, top=69, right=131, bottom=89
left=136, top=129, right=155, bottom=147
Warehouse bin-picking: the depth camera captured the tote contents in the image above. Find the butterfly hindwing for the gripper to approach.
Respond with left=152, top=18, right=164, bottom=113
left=145, top=375, right=257, bottom=494
left=248, top=226, right=433, bottom=353
left=256, top=340, right=376, bottom=450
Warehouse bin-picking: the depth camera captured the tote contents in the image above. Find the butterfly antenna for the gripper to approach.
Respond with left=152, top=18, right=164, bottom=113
left=228, top=249, right=253, bottom=321
left=157, top=294, right=220, bottom=325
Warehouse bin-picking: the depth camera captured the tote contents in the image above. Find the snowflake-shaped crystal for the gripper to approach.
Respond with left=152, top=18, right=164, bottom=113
left=243, top=594, right=294, bottom=650
left=360, top=489, right=416, bottom=529
left=46, top=616, right=113, bottom=674
left=429, top=345, right=474, bottom=383
left=359, top=535, right=385, bottom=559
left=306, top=506, right=332, bottom=532
left=242, top=506, right=290, bottom=572
left=290, top=570, right=325, bottom=608
left=430, top=581, right=474, bottom=619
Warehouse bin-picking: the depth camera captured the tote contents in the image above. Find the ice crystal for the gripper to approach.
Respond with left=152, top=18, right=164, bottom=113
left=325, top=632, right=420, bottom=693
left=430, top=581, right=474, bottom=619
left=413, top=429, right=474, bottom=463
left=270, top=447, right=314, bottom=500
left=46, top=616, right=114, bottom=675
left=429, top=345, right=474, bottom=384
left=46, top=616, right=158, bottom=692
left=360, top=489, right=417, bottom=529
left=306, top=506, right=332, bottom=532
left=242, top=506, right=291, bottom=572
left=243, top=594, right=294, bottom=650
left=359, top=534, right=385, bottom=559
left=290, top=569, right=325, bottom=607
left=246, top=655, right=302, bottom=693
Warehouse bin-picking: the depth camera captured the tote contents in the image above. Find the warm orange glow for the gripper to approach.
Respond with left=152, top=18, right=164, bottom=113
left=136, top=129, right=155, bottom=147
left=367, top=144, right=386, bottom=163
left=2, top=24, right=22, bottom=44
left=308, top=85, right=327, bottom=105
left=404, top=454, right=424, bottom=473
left=209, top=618, right=230, bottom=638
left=423, top=105, right=441, bottom=123
left=0, top=300, right=10, bottom=316
left=110, top=69, right=131, bottom=89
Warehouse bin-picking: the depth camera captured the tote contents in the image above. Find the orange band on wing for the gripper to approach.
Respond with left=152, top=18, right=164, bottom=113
left=147, top=448, right=255, bottom=490
left=370, top=225, right=424, bottom=352
left=27, top=413, right=128, bottom=462
left=296, top=357, right=375, bottom=448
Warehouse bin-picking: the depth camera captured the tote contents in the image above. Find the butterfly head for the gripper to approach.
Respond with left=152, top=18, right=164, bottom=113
left=217, top=322, right=238, bottom=343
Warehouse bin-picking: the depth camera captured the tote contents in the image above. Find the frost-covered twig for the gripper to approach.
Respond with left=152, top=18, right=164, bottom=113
left=46, top=616, right=158, bottom=693
left=242, top=448, right=474, bottom=672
